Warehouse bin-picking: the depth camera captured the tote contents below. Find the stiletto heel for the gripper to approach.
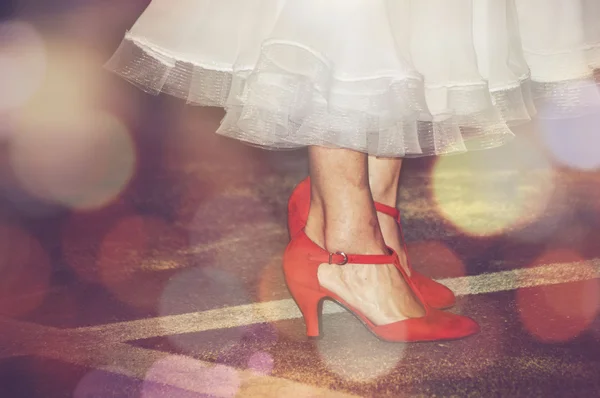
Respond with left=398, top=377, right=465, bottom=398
left=288, top=177, right=456, bottom=309
left=286, top=283, right=325, bottom=337
left=283, top=231, right=479, bottom=342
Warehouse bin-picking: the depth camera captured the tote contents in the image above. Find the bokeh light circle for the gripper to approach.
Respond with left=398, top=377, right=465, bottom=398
left=97, top=214, right=181, bottom=311
left=406, top=240, right=467, bottom=279
left=0, top=224, right=51, bottom=317
left=158, top=265, right=254, bottom=354
left=257, top=256, right=306, bottom=341
left=517, top=249, right=600, bottom=342
left=74, top=369, right=138, bottom=398
left=247, top=351, right=274, bottom=375
left=432, top=137, right=555, bottom=237
left=538, top=115, right=600, bottom=171
left=61, top=203, right=133, bottom=283
left=316, top=318, right=406, bottom=382
left=9, top=111, right=136, bottom=210
left=142, top=356, right=240, bottom=398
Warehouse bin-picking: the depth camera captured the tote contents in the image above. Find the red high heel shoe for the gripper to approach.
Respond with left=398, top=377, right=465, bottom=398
left=283, top=231, right=479, bottom=341
left=288, top=177, right=456, bottom=310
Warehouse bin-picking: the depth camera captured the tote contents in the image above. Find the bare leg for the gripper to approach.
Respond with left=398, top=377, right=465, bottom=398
left=305, top=147, right=424, bottom=326
left=368, top=155, right=410, bottom=275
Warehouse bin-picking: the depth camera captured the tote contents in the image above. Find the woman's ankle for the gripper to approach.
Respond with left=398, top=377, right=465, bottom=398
left=305, top=201, right=387, bottom=255
left=324, top=217, right=387, bottom=255
left=306, top=167, right=388, bottom=255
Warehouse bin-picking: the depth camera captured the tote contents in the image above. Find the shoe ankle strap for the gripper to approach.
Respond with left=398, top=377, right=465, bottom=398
left=374, top=202, right=400, bottom=221
left=311, top=248, right=397, bottom=266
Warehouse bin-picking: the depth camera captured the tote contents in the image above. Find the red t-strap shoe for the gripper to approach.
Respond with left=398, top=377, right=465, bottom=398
left=283, top=231, right=479, bottom=341
left=288, top=177, right=456, bottom=310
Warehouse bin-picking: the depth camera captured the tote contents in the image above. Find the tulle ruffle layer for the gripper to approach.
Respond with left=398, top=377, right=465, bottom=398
left=105, top=0, right=600, bottom=157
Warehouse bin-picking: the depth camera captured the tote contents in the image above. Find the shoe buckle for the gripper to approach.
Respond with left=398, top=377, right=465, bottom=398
left=329, top=251, right=348, bottom=266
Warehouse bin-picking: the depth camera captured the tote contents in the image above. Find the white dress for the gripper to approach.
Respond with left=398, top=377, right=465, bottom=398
left=106, top=0, right=600, bottom=157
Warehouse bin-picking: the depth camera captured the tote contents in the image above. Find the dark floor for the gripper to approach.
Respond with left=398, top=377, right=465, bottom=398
left=1, top=2, right=600, bottom=397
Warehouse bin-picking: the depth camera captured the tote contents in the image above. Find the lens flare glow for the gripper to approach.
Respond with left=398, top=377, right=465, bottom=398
left=517, top=249, right=600, bottom=342
left=432, top=138, right=555, bottom=237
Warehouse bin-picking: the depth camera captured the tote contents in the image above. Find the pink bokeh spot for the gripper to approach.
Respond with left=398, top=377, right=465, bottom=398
left=247, top=351, right=274, bottom=375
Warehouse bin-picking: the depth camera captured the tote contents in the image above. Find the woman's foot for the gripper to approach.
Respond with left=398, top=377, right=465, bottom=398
left=305, top=165, right=425, bottom=325
left=289, top=176, right=457, bottom=309
left=284, top=231, right=479, bottom=341
left=315, top=239, right=425, bottom=326
left=285, top=146, right=476, bottom=340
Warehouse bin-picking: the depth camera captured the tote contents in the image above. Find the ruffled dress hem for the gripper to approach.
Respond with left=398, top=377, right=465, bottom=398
left=105, top=31, right=600, bottom=157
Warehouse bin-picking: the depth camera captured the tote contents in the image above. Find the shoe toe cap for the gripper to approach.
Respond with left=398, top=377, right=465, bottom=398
left=412, top=271, right=456, bottom=309
left=435, top=310, right=480, bottom=339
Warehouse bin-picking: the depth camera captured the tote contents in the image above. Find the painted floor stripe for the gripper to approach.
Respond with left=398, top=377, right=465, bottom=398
left=0, top=320, right=358, bottom=397
left=47, top=343, right=360, bottom=398
left=77, top=258, right=600, bottom=342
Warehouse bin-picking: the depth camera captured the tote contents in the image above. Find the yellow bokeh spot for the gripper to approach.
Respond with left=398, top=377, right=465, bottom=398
left=432, top=142, right=555, bottom=237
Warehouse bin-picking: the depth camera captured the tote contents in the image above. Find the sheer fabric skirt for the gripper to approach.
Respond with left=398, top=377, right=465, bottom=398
left=106, top=0, right=600, bottom=157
